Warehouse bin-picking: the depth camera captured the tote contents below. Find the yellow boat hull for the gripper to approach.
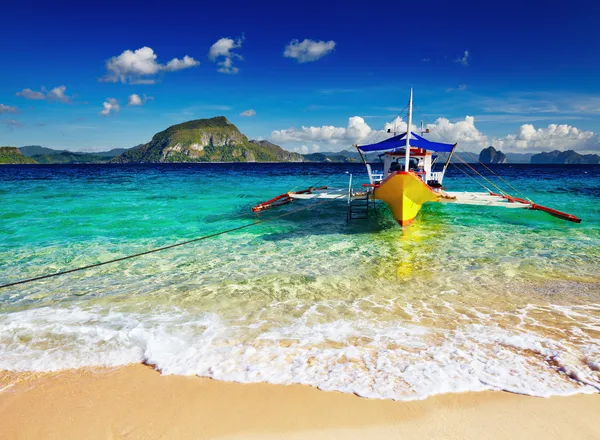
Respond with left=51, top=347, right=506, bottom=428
left=373, top=172, right=439, bottom=226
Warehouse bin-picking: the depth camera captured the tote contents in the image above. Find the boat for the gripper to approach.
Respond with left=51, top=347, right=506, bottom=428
left=252, top=90, right=581, bottom=226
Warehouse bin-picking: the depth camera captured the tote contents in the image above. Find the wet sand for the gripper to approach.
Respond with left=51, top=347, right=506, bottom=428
left=0, top=363, right=599, bottom=440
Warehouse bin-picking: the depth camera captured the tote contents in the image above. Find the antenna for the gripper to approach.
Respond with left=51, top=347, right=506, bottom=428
left=404, top=89, right=413, bottom=172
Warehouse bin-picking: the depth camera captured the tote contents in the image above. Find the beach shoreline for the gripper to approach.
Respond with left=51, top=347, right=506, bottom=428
left=1, top=363, right=599, bottom=440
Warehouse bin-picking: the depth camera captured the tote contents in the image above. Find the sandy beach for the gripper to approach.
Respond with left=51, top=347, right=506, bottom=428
left=0, top=364, right=598, bottom=440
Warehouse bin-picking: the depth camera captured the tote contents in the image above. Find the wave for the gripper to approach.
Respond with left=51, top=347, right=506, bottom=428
left=1, top=302, right=598, bottom=401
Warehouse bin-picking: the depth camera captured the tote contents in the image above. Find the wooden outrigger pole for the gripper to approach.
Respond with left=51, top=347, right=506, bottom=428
left=252, top=186, right=328, bottom=213
left=489, top=192, right=582, bottom=223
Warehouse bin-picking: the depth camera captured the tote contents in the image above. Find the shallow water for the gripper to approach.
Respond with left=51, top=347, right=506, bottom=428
left=1, top=163, right=599, bottom=400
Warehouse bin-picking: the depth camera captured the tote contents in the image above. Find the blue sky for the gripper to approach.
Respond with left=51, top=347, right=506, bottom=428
left=1, top=0, right=599, bottom=153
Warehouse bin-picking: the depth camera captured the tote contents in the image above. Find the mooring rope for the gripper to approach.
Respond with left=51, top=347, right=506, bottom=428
left=0, top=194, right=346, bottom=290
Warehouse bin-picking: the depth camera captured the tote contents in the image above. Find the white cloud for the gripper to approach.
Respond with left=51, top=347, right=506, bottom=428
left=16, top=88, right=45, bottom=100
left=217, top=57, right=238, bottom=74
left=127, top=94, right=153, bottom=106
left=283, top=39, right=336, bottom=63
left=209, top=37, right=243, bottom=74
left=0, top=104, right=17, bottom=113
left=100, top=98, right=120, bottom=116
left=240, top=109, right=256, bottom=117
left=271, top=116, right=371, bottom=146
left=16, top=85, right=72, bottom=103
left=164, top=55, right=200, bottom=72
left=46, top=85, right=71, bottom=103
left=493, top=124, right=600, bottom=152
left=128, top=94, right=142, bottom=106
left=455, top=50, right=470, bottom=66
left=272, top=114, right=600, bottom=153
left=426, top=116, right=488, bottom=147
left=102, top=47, right=199, bottom=84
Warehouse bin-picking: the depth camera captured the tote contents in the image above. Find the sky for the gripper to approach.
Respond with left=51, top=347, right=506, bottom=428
left=1, top=0, right=600, bottom=154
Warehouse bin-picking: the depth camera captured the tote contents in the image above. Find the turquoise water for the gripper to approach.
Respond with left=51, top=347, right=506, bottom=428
left=1, top=163, right=599, bottom=399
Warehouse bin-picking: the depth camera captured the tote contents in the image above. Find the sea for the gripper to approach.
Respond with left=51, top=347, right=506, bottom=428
left=1, top=163, right=599, bottom=400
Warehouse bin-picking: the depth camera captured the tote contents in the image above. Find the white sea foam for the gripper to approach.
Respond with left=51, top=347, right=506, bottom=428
left=1, top=302, right=599, bottom=400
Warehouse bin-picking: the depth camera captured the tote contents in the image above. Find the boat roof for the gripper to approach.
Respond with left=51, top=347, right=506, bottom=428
left=357, top=131, right=455, bottom=153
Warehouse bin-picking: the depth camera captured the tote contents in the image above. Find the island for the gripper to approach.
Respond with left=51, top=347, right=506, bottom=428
left=3, top=118, right=599, bottom=165
left=0, top=147, right=37, bottom=164
left=111, top=117, right=304, bottom=163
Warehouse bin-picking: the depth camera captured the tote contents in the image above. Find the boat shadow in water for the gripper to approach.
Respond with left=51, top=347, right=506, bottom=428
left=255, top=202, right=407, bottom=241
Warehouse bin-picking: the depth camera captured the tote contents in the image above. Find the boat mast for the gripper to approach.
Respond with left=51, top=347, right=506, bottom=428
left=404, top=88, right=413, bottom=172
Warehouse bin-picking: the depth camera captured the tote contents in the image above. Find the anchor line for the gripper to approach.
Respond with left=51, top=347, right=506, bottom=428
left=0, top=194, right=346, bottom=290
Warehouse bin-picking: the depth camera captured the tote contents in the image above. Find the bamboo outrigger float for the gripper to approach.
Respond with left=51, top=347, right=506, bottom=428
left=252, top=90, right=582, bottom=226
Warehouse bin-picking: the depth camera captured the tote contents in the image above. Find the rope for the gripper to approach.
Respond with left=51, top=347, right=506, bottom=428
left=463, top=151, right=534, bottom=202
left=413, top=108, right=514, bottom=196
left=0, top=194, right=346, bottom=290
left=451, top=154, right=509, bottom=196
left=413, top=106, right=535, bottom=202
left=448, top=161, right=492, bottom=193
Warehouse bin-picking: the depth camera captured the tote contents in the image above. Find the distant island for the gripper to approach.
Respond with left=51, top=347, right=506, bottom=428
left=112, top=117, right=304, bottom=163
left=479, top=146, right=507, bottom=164
left=478, top=145, right=599, bottom=165
left=0, top=147, right=37, bottom=164
left=2, top=117, right=599, bottom=165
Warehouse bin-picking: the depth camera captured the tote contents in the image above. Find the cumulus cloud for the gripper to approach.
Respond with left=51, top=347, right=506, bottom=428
left=455, top=50, right=470, bottom=66
left=127, top=94, right=153, bottom=106
left=0, top=104, right=17, bottom=113
left=493, top=124, right=600, bottom=152
left=164, top=55, right=200, bottom=72
left=283, top=39, right=336, bottom=63
left=102, top=47, right=199, bottom=84
left=16, top=88, right=45, bottom=100
left=271, top=116, right=372, bottom=146
left=16, top=85, right=72, bottom=103
left=46, top=85, right=71, bottom=103
left=271, top=113, right=600, bottom=153
left=209, top=37, right=243, bottom=74
left=128, top=94, right=143, bottom=106
left=240, top=109, right=256, bottom=117
left=100, top=98, right=120, bottom=116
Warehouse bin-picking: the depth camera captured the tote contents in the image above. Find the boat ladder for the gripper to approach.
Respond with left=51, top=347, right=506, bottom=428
left=347, top=193, right=371, bottom=221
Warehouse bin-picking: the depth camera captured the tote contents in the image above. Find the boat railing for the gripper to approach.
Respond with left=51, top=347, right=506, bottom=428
left=370, top=172, right=384, bottom=181
left=429, top=171, right=444, bottom=184
left=366, top=163, right=384, bottom=184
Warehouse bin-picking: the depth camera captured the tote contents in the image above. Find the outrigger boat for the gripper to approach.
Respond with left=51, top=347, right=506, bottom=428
left=252, top=90, right=581, bottom=226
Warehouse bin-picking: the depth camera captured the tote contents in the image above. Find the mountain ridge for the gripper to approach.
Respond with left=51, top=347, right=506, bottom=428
left=112, top=117, right=304, bottom=163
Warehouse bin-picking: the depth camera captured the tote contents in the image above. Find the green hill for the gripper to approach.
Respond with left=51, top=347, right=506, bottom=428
left=30, top=151, right=114, bottom=164
left=20, top=145, right=132, bottom=163
left=0, top=147, right=37, bottom=164
left=112, top=117, right=304, bottom=163
left=531, top=150, right=600, bottom=164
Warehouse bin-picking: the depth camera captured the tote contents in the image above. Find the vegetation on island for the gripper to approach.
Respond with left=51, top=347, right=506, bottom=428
left=530, top=150, right=600, bottom=164
left=0, top=147, right=37, bottom=164
left=112, top=117, right=304, bottom=163
left=4, top=120, right=599, bottom=165
left=18, top=145, right=130, bottom=164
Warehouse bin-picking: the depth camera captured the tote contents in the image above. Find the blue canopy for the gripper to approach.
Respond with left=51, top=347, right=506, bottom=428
left=358, top=132, right=455, bottom=153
